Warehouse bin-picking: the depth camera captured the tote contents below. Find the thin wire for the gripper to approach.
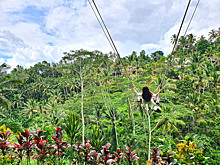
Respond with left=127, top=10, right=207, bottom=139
left=88, top=0, right=116, bottom=54
left=171, top=0, right=192, bottom=53
left=88, top=0, right=124, bottom=82
left=89, top=0, right=139, bottom=92
left=154, top=0, right=192, bottom=92
left=184, top=0, right=200, bottom=37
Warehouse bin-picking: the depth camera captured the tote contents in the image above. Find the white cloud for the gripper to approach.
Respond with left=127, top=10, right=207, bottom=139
left=0, top=0, right=219, bottom=69
left=0, top=30, right=26, bottom=51
left=0, top=58, right=5, bottom=65
left=5, top=46, right=63, bottom=69
left=6, top=22, right=49, bottom=47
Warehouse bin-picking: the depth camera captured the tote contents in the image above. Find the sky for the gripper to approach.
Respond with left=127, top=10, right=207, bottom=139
left=0, top=0, right=219, bottom=69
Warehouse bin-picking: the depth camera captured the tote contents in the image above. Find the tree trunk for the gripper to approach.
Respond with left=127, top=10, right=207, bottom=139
left=81, top=74, right=85, bottom=144
left=128, top=98, right=136, bottom=136
left=127, top=98, right=131, bottom=118
left=114, top=119, right=118, bottom=146
left=146, top=109, right=151, bottom=161
left=131, top=106, right=136, bottom=137
left=169, top=131, right=172, bottom=151
left=66, top=87, right=68, bottom=95
left=139, top=105, right=148, bottom=147
left=192, top=112, right=195, bottom=128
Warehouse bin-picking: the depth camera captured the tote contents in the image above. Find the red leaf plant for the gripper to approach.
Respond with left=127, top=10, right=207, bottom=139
left=149, top=147, right=162, bottom=165
left=98, top=143, right=115, bottom=165
left=163, top=151, right=175, bottom=164
left=89, top=150, right=99, bottom=165
left=0, top=129, right=12, bottom=156
left=124, top=146, right=139, bottom=165
left=33, top=128, right=51, bottom=161
left=33, top=138, right=52, bottom=163
left=149, top=147, right=177, bottom=165
left=79, top=140, right=93, bottom=164
left=114, top=148, right=123, bottom=164
left=14, top=129, right=35, bottom=164
left=51, top=127, right=70, bottom=162
left=74, top=141, right=81, bottom=155
left=74, top=140, right=94, bottom=164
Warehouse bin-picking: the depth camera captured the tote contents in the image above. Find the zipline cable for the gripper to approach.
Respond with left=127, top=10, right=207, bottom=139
left=154, top=0, right=192, bottom=92
left=89, top=0, right=139, bottom=93
left=184, top=0, right=200, bottom=37
left=88, top=0, right=117, bottom=54
left=89, top=0, right=126, bottom=82
left=171, top=0, right=192, bottom=54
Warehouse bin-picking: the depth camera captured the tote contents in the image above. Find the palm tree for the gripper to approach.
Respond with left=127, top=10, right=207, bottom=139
left=90, top=106, right=104, bottom=127
left=210, top=71, right=220, bottom=88
left=0, top=64, right=23, bottom=109
left=171, top=34, right=177, bottom=45
left=12, top=94, right=24, bottom=109
left=208, top=29, right=218, bottom=42
left=187, top=93, right=201, bottom=126
left=218, top=27, right=220, bottom=37
left=192, top=68, right=209, bottom=99
left=199, top=35, right=206, bottom=41
left=186, top=34, right=196, bottom=54
left=37, top=100, right=47, bottom=115
left=22, top=98, right=38, bottom=118
left=156, top=106, right=185, bottom=150
left=189, top=53, right=205, bottom=70
left=178, top=36, right=187, bottom=56
left=46, top=99, right=64, bottom=126
left=48, top=89, right=63, bottom=103
left=207, top=99, right=219, bottom=117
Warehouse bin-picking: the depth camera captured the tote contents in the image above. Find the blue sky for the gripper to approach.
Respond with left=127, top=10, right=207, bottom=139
left=0, top=0, right=219, bottom=69
left=10, top=6, right=46, bottom=25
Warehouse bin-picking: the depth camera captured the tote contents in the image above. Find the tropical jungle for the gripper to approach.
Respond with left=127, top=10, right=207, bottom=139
left=0, top=28, right=219, bottom=164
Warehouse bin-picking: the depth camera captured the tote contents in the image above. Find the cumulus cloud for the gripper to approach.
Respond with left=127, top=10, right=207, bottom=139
left=0, top=30, right=26, bottom=51
left=6, top=46, right=63, bottom=69
left=0, top=0, right=219, bottom=69
left=0, top=58, right=5, bottom=65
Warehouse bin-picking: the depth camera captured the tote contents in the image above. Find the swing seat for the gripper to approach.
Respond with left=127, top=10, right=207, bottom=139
left=136, top=93, right=142, bottom=102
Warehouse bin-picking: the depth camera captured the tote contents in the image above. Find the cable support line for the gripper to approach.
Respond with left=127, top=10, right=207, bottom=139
left=89, top=0, right=139, bottom=92
left=154, top=0, right=192, bottom=92
left=171, top=0, right=192, bottom=53
left=88, top=0, right=117, bottom=54
left=88, top=0, right=124, bottom=88
left=183, top=0, right=200, bottom=37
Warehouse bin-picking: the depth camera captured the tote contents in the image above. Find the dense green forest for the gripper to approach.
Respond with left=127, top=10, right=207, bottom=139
left=0, top=28, right=219, bottom=164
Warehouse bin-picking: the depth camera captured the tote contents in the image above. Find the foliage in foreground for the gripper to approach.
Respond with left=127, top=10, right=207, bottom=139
left=0, top=125, right=209, bottom=165
left=0, top=125, right=139, bottom=165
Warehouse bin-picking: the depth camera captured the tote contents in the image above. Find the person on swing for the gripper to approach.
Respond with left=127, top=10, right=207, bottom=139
left=134, top=86, right=162, bottom=112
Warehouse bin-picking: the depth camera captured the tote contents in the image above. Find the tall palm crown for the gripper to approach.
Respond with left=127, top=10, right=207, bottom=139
left=208, top=29, right=218, bottom=42
left=0, top=63, right=23, bottom=109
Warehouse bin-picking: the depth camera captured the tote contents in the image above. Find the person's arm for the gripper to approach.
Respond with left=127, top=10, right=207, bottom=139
left=133, top=88, right=138, bottom=94
left=155, top=89, right=162, bottom=96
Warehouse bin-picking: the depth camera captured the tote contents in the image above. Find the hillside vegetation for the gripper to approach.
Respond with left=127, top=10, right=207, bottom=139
left=0, top=28, right=219, bottom=164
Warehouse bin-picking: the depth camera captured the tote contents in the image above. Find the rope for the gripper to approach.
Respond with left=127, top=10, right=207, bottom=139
left=171, top=0, right=192, bottom=53
left=184, top=0, right=200, bottom=37
left=88, top=0, right=139, bottom=93
left=154, top=0, right=192, bottom=92
left=88, top=0, right=117, bottom=54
